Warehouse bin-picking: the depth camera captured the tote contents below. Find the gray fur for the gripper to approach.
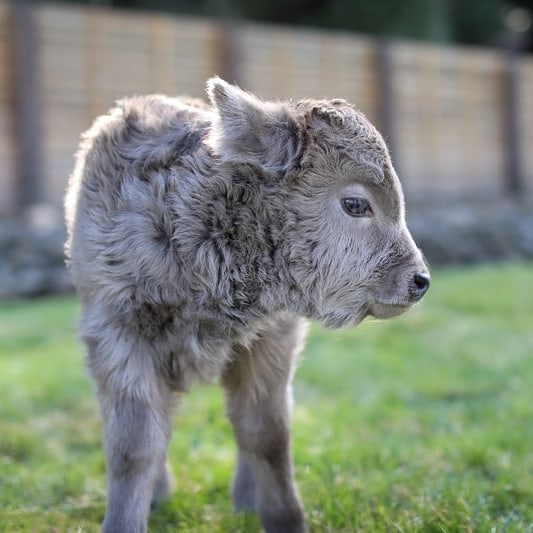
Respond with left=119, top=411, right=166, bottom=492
left=65, top=77, right=429, bottom=533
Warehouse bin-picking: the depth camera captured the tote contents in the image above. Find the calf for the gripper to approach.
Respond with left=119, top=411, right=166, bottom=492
left=65, top=77, right=429, bottom=533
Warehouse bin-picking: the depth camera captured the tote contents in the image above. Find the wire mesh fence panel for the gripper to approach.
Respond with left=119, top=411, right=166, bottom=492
left=0, top=1, right=530, bottom=214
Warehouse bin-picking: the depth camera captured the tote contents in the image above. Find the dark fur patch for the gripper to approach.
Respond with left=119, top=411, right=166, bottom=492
left=134, top=303, right=175, bottom=339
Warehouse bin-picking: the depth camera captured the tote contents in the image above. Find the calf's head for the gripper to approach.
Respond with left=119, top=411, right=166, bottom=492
left=208, top=78, right=430, bottom=328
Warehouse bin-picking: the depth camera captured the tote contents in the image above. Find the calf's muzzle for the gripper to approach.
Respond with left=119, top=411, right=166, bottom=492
left=411, top=271, right=430, bottom=301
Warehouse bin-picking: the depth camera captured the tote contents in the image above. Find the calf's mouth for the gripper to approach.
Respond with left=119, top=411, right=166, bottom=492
left=368, top=301, right=412, bottom=319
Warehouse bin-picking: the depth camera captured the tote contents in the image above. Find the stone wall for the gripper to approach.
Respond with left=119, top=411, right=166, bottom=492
left=0, top=212, right=72, bottom=299
left=1, top=200, right=532, bottom=300
left=407, top=199, right=533, bottom=265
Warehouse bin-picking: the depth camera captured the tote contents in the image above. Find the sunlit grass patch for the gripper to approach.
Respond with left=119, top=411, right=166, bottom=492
left=1, top=263, right=532, bottom=531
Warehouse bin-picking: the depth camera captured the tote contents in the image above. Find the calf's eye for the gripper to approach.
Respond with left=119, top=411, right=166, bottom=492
left=341, top=197, right=372, bottom=217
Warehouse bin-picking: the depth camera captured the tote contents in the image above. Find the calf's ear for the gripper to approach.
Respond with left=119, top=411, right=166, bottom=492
left=207, top=77, right=301, bottom=173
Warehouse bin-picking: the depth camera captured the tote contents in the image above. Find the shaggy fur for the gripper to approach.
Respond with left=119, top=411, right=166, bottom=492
left=65, top=77, right=429, bottom=533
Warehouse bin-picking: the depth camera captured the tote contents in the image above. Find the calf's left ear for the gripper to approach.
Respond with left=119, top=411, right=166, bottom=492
left=207, top=77, right=301, bottom=173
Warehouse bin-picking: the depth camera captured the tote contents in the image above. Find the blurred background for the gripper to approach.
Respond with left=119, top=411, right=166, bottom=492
left=1, top=0, right=533, bottom=298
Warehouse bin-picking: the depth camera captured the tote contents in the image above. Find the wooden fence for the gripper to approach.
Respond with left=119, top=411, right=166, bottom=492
left=1, top=1, right=532, bottom=216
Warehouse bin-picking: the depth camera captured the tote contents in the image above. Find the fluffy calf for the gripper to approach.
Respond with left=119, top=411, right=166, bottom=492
left=65, top=78, right=429, bottom=533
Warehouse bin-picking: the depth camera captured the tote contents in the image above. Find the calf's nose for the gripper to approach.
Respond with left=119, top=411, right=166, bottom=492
left=412, top=272, right=430, bottom=300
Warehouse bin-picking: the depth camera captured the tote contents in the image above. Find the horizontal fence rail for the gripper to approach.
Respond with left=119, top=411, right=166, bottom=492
left=1, top=1, right=532, bottom=216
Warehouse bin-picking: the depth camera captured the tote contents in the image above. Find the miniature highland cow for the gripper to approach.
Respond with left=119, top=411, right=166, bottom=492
left=65, top=77, right=430, bottom=533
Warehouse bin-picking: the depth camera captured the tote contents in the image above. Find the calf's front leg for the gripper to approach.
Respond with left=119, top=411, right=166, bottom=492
left=88, top=335, right=174, bottom=533
left=222, top=316, right=308, bottom=533
left=99, top=386, right=174, bottom=533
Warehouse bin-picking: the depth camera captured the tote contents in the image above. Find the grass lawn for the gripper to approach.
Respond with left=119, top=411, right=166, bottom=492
left=1, top=262, right=532, bottom=532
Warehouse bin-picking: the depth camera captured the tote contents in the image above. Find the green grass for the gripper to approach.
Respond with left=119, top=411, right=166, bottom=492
left=1, top=263, right=532, bottom=532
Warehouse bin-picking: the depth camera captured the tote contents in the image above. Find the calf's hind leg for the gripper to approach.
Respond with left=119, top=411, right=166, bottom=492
left=222, top=316, right=308, bottom=533
left=151, top=458, right=174, bottom=509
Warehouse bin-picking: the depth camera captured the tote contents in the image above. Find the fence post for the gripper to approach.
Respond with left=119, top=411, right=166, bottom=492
left=213, top=19, right=241, bottom=86
left=7, top=0, right=43, bottom=211
left=208, top=0, right=241, bottom=86
left=501, top=49, right=522, bottom=196
left=375, top=40, right=397, bottom=165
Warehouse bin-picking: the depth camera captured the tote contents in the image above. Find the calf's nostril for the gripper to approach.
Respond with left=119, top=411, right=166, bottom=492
left=413, top=272, right=430, bottom=296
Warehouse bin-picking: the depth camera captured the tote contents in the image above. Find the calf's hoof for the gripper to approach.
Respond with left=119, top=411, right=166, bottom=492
left=261, top=509, right=308, bottom=533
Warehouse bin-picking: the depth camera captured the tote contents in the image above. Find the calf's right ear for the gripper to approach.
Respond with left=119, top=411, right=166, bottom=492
left=206, top=77, right=302, bottom=173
